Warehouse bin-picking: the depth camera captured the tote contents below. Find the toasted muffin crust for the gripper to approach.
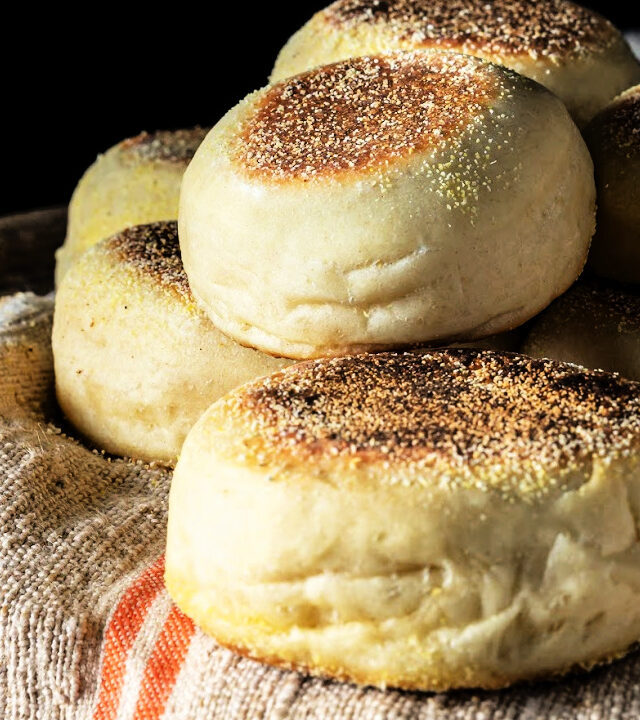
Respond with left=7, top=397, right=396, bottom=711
left=120, top=127, right=209, bottom=165
left=225, top=350, right=640, bottom=495
left=106, top=221, right=192, bottom=303
left=236, top=52, right=501, bottom=181
left=326, top=0, right=618, bottom=59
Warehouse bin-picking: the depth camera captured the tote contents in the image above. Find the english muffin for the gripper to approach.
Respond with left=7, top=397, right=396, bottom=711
left=180, top=52, right=594, bottom=359
left=272, top=0, right=640, bottom=126
left=523, top=279, right=640, bottom=380
left=52, top=221, right=292, bottom=463
left=167, top=350, right=640, bottom=690
left=584, top=85, right=640, bottom=283
left=55, top=128, right=207, bottom=283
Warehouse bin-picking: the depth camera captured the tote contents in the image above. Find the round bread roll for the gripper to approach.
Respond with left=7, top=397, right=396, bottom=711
left=584, top=85, right=640, bottom=283
left=179, top=51, right=595, bottom=360
left=271, top=0, right=640, bottom=127
left=523, top=279, right=640, bottom=381
left=166, top=350, right=640, bottom=691
left=52, top=221, right=292, bottom=464
left=55, top=128, right=208, bottom=284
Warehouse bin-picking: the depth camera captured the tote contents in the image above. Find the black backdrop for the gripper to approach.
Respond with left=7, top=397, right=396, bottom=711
left=2, top=2, right=636, bottom=217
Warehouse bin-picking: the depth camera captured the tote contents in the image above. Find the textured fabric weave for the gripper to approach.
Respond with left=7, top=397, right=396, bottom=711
left=3, top=292, right=640, bottom=719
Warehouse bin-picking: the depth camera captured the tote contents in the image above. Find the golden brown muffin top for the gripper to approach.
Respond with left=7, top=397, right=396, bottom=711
left=119, top=127, right=209, bottom=165
left=586, top=85, right=640, bottom=159
left=106, top=221, right=193, bottom=302
left=235, top=52, right=501, bottom=182
left=325, top=0, right=619, bottom=59
left=227, top=350, right=640, bottom=495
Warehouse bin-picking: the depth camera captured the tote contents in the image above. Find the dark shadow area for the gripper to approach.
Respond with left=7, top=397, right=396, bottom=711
left=0, top=208, right=65, bottom=294
left=2, top=2, right=637, bottom=217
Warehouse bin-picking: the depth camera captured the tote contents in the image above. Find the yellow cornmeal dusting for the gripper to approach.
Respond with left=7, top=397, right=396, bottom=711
left=587, top=86, right=640, bottom=157
left=326, top=0, right=618, bottom=60
left=236, top=52, right=501, bottom=183
left=227, top=351, right=640, bottom=497
left=105, top=221, right=194, bottom=304
left=119, top=127, right=209, bottom=165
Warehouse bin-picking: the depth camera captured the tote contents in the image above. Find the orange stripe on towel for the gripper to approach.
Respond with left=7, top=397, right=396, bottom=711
left=93, top=556, right=166, bottom=720
left=132, top=604, right=196, bottom=719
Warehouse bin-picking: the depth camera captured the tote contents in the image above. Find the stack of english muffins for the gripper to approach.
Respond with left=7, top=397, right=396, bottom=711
left=51, top=0, right=640, bottom=692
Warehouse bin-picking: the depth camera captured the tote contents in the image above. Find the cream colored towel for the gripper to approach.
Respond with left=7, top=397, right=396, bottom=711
left=2, top=292, right=640, bottom=719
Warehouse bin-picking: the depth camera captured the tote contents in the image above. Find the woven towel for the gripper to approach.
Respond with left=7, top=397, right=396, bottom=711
left=4, top=293, right=640, bottom=720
